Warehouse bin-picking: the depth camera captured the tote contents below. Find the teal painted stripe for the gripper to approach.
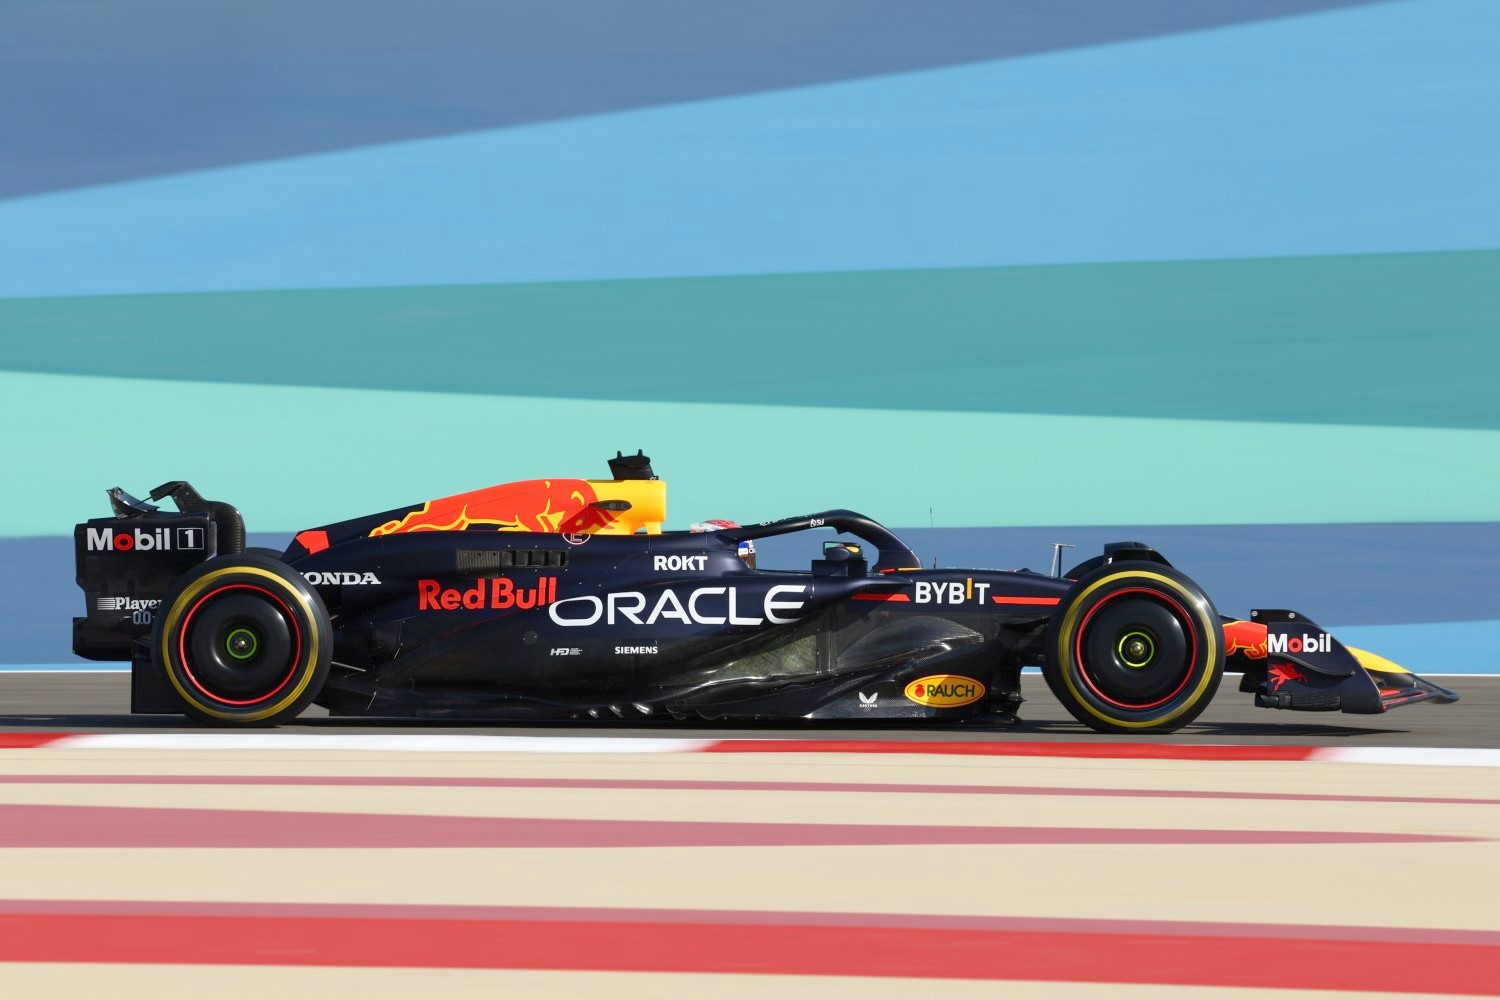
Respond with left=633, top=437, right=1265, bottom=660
left=3, top=370, right=1498, bottom=536
left=2, top=250, right=1497, bottom=430
left=1, top=0, right=1498, bottom=295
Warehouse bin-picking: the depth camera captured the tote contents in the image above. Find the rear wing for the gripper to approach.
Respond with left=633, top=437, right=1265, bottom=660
left=72, top=482, right=243, bottom=661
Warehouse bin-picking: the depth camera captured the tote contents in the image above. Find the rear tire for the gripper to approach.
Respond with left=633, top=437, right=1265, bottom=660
left=152, top=553, right=331, bottom=726
left=1043, top=561, right=1223, bottom=734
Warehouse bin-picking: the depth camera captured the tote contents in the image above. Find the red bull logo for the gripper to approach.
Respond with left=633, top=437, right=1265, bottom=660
left=417, top=577, right=557, bottom=611
left=1223, top=620, right=1268, bottom=659
left=372, top=479, right=612, bottom=537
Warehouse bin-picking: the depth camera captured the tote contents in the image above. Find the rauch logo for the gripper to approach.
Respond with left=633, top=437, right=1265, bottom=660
left=903, top=674, right=985, bottom=708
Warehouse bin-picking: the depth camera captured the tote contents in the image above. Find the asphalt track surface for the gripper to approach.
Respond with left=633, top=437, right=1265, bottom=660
left=3, top=708, right=1499, bottom=997
left=4, top=672, right=1498, bottom=996
left=3, top=672, right=1495, bottom=747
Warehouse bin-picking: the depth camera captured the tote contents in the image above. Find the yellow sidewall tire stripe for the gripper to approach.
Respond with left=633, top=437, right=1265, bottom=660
left=1055, top=569, right=1219, bottom=730
left=159, top=565, right=321, bottom=723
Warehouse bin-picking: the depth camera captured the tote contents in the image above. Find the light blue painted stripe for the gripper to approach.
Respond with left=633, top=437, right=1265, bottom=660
left=0, top=663, right=126, bottom=673
left=1329, top=620, right=1500, bottom=677
left=1, top=0, right=1497, bottom=296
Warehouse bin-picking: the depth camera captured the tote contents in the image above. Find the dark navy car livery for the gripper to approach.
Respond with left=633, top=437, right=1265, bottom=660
left=71, top=453, right=1457, bottom=732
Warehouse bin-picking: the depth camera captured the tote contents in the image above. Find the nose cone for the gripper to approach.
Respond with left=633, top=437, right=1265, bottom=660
left=1349, top=646, right=1461, bottom=709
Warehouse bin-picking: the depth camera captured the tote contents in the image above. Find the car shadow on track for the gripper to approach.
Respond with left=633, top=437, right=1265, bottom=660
left=0, top=712, right=1406, bottom=742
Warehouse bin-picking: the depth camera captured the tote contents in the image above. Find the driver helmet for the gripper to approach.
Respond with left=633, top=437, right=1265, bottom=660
left=690, top=519, right=756, bottom=569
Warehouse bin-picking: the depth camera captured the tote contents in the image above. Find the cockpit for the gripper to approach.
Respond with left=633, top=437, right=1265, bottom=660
left=702, top=510, right=923, bottom=576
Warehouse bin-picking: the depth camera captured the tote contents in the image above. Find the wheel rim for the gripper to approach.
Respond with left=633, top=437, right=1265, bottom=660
left=1074, top=587, right=1198, bottom=710
left=177, top=584, right=302, bottom=707
left=224, top=627, right=260, bottom=661
left=1117, top=630, right=1155, bottom=668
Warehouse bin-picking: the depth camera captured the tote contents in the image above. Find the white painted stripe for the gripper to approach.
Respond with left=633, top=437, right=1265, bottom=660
left=49, top=734, right=715, bottom=754
left=1313, top=746, right=1500, bottom=767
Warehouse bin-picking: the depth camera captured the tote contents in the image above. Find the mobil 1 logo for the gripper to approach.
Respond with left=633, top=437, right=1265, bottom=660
left=86, top=524, right=206, bottom=553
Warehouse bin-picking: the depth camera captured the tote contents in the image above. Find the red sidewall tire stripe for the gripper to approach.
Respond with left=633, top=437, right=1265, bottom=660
left=1073, top=587, right=1200, bottom=712
left=176, top=583, right=304, bottom=708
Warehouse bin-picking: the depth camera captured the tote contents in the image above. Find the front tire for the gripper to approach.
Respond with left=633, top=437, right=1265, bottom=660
left=1043, top=561, right=1223, bottom=734
left=152, top=553, right=331, bottom=726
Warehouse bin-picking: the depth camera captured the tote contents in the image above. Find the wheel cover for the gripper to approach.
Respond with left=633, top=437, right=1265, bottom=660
left=224, top=627, right=260, bottom=661
left=1117, top=630, right=1155, bottom=669
left=177, top=584, right=302, bottom=707
left=1074, top=587, right=1198, bottom=710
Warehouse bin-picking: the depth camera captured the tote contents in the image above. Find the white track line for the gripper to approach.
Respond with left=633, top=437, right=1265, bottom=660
left=1313, top=746, right=1500, bottom=767
left=48, top=734, right=716, bottom=754
left=0, top=733, right=1490, bottom=765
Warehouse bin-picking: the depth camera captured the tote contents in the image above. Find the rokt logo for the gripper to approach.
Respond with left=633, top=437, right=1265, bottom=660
left=653, top=554, right=707, bottom=572
left=86, top=526, right=204, bottom=553
left=903, top=674, right=985, bottom=708
left=1267, top=631, right=1332, bottom=655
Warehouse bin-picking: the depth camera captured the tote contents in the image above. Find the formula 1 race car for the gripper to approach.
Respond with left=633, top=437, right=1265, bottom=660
left=71, top=452, right=1458, bottom=732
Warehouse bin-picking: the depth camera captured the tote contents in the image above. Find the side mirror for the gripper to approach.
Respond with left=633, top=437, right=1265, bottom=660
left=823, top=541, right=862, bottom=560
left=813, top=541, right=866, bottom=577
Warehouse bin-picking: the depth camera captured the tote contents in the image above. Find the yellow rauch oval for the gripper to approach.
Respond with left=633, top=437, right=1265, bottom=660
left=903, top=674, right=985, bottom=708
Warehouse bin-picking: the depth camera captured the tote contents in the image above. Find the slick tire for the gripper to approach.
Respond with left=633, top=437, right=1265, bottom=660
left=151, top=553, right=331, bottom=727
left=1062, top=555, right=1106, bottom=580
left=1043, top=561, right=1223, bottom=734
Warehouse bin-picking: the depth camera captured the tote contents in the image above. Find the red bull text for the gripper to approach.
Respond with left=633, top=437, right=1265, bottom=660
left=418, top=578, right=557, bottom=611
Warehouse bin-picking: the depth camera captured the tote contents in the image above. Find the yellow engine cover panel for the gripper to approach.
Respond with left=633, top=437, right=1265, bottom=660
left=371, top=477, right=666, bottom=537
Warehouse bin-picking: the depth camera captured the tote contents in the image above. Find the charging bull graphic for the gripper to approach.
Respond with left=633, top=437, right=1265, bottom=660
left=1224, top=619, right=1269, bottom=659
left=370, top=479, right=612, bottom=537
